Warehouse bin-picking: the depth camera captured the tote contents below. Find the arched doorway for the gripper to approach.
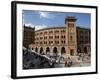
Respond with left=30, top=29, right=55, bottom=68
left=46, top=47, right=50, bottom=54
left=40, top=47, right=43, bottom=54
left=84, top=47, right=87, bottom=54
left=35, top=47, right=38, bottom=52
left=53, top=47, right=58, bottom=54
left=61, top=47, right=66, bottom=54
left=70, top=49, right=74, bottom=56
left=32, top=47, right=34, bottom=50
left=53, top=47, right=58, bottom=60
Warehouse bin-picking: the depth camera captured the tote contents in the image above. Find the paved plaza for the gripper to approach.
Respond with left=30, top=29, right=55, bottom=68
left=23, top=48, right=91, bottom=69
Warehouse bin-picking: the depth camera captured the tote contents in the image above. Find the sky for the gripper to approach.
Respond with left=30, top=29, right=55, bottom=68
left=23, top=10, right=91, bottom=30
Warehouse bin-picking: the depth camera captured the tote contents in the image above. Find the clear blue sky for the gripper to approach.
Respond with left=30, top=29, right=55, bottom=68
left=23, top=10, right=91, bottom=30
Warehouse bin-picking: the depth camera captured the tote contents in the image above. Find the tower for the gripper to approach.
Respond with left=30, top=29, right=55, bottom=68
left=65, top=16, right=77, bottom=56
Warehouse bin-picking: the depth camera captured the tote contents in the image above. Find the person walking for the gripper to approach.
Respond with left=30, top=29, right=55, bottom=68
left=65, top=57, right=72, bottom=67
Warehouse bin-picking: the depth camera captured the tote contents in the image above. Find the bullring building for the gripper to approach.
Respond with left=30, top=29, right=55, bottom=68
left=29, top=16, right=77, bottom=56
left=27, top=16, right=90, bottom=57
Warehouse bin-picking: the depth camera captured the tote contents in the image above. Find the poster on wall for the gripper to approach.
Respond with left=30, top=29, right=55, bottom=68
left=11, top=1, right=98, bottom=79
